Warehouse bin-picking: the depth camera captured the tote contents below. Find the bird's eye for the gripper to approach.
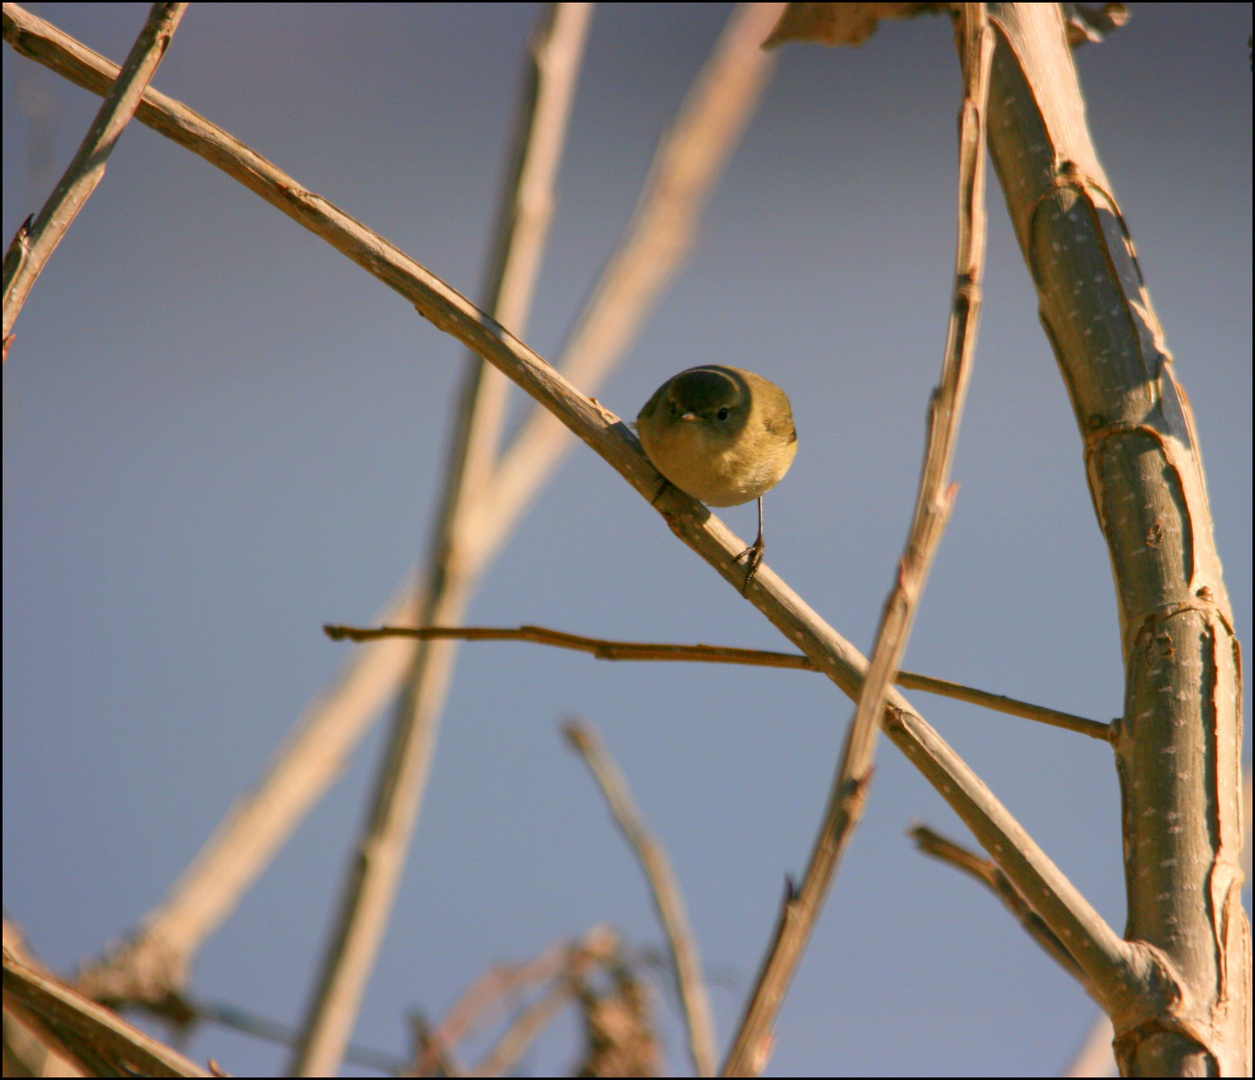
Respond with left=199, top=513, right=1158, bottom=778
left=716, top=407, right=730, bottom=421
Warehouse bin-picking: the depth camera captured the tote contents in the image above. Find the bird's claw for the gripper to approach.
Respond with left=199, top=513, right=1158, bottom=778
left=736, top=537, right=766, bottom=595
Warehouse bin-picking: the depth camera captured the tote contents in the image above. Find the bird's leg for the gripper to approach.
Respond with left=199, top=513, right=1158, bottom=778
left=735, top=496, right=767, bottom=595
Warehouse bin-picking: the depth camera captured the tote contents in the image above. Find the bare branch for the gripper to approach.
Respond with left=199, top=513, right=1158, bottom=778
left=324, top=622, right=1110, bottom=740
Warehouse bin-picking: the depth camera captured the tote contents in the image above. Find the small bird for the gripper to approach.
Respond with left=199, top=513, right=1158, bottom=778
left=636, top=365, right=797, bottom=593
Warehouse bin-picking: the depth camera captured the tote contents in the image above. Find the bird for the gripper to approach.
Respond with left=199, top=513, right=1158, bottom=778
left=636, top=365, right=797, bottom=594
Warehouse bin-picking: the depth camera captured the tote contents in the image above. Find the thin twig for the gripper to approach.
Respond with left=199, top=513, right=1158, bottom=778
left=2, top=3, right=187, bottom=355
left=409, top=1014, right=467, bottom=1078
left=410, top=925, right=618, bottom=1076
left=185, top=999, right=410, bottom=1075
left=324, top=623, right=1110, bottom=740
left=468, top=977, right=572, bottom=1077
left=564, top=720, right=717, bottom=1076
left=724, top=7, right=994, bottom=1072
left=910, top=824, right=1088, bottom=988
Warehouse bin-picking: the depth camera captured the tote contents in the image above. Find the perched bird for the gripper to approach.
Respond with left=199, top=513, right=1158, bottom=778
left=636, top=365, right=797, bottom=593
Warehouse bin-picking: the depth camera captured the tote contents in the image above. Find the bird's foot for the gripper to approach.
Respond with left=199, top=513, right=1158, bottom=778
left=735, top=536, right=766, bottom=596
